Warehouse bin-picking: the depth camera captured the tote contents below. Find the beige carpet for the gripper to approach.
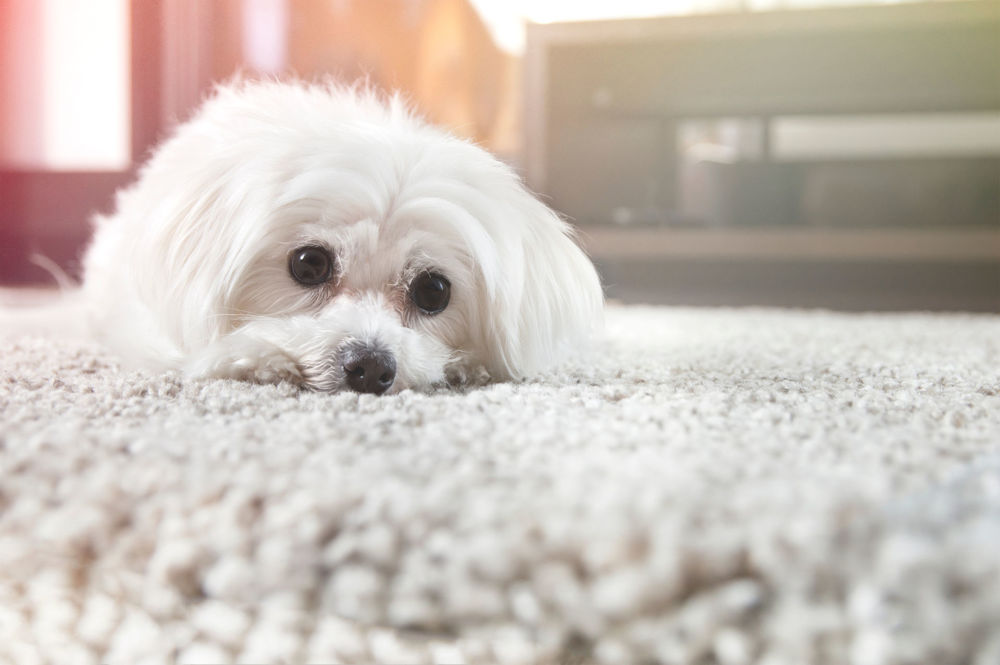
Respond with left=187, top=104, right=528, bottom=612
left=2, top=304, right=1000, bottom=664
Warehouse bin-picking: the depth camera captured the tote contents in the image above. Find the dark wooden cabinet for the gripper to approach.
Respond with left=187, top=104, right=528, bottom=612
left=525, top=1, right=1000, bottom=309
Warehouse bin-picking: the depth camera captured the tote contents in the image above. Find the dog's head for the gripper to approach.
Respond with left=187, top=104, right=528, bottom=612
left=103, top=81, right=603, bottom=393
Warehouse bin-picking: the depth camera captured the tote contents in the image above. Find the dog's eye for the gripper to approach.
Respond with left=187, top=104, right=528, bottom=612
left=288, top=246, right=334, bottom=286
left=410, top=271, right=450, bottom=315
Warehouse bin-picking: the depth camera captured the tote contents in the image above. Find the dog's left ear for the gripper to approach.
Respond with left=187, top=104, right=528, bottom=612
left=479, top=191, right=604, bottom=380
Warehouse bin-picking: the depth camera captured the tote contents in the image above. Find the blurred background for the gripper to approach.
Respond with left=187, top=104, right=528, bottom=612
left=1, top=0, right=998, bottom=310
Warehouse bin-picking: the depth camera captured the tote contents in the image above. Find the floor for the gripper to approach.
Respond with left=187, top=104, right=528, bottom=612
left=2, top=304, right=1000, bottom=663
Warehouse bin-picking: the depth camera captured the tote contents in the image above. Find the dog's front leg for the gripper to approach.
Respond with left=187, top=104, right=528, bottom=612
left=184, top=328, right=303, bottom=386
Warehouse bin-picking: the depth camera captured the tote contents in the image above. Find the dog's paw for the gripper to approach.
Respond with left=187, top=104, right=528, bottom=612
left=185, top=341, right=302, bottom=386
left=444, top=362, right=490, bottom=388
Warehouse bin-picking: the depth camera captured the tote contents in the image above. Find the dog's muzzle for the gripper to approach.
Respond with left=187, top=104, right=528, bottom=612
left=340, top=342, right=396, bottom=395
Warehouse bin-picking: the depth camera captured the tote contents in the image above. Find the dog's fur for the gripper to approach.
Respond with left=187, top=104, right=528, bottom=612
left=70, top=80, right=602, bottom=393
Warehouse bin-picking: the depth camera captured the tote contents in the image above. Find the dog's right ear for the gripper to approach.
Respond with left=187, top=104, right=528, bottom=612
left=479, top=190, right=604, bottom=381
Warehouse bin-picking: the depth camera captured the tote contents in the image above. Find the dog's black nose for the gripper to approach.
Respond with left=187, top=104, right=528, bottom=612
left=341, top=347, right=396, bottom=395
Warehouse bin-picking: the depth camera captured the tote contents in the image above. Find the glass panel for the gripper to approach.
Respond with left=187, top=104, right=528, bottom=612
left=0, top=0, right=130, bottom=171
left=772, top=113, right=1000, bottom=161
left=678, top=117, right=764, bottom=164
left=677, top=118, right=765, bottom=226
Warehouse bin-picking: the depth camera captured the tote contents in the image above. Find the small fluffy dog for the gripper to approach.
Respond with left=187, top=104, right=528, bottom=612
left=77, top=81, right=602, bottom=394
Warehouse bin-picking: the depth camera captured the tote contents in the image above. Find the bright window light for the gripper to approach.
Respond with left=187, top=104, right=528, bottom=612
left=469, top=0, right=929, bottom=53
left=0, top=0, right=130, bottom=171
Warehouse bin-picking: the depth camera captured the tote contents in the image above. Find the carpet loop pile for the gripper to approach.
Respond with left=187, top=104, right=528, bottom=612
left=2, top=306, right=999, bottom=664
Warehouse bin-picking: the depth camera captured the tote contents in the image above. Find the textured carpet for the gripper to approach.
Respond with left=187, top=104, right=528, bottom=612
left=2, top=304, right=1000, bottom=665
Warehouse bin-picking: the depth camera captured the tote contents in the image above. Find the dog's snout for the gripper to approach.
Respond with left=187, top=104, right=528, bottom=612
left=341, top=346, right=396, bottom=395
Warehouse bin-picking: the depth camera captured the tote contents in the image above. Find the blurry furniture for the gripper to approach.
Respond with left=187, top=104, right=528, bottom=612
left=284, top=0, right=516, bottom=154
left=525, top=0, right=1000, bottom=310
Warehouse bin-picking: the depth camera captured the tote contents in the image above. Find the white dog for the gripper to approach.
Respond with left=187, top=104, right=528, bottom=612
left=73, top=80, right=602, bottom=394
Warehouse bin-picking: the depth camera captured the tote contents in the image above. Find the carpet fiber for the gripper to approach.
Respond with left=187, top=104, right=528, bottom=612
left=2, top=305, right=1000, bottom=664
